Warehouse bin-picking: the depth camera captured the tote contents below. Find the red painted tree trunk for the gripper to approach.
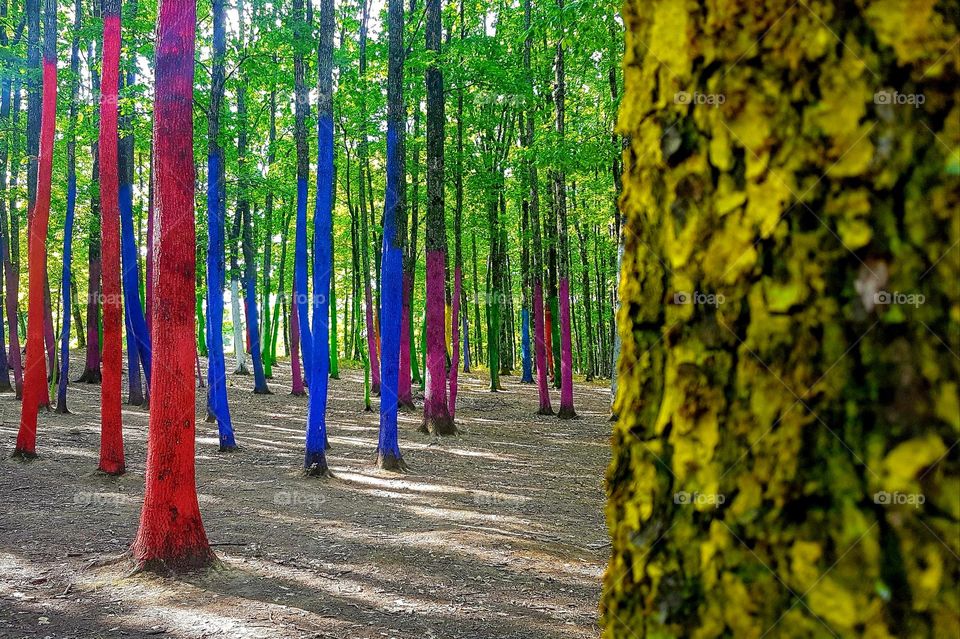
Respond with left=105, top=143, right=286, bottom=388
left=97, top=1, right=124, bottom=475
left=130, top=0, right=214, bottom=572
left=14, top=13, right=56, bottom=458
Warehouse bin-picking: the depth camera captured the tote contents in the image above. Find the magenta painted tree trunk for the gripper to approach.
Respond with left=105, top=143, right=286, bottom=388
left=419, top=0, right=455, bottom=436
left=553, top=0, right=576, bottom=419
left=290, top=281, right=305, bottom=396
left=448, top=266, right=462, bottom=419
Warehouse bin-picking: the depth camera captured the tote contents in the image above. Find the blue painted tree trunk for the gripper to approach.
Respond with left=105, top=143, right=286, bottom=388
left=377, top=0, right=406, bottom=467
left=119, top=181, right=151, bottom=397
left=243, top=253, right=269, bottom=393
left=205, top=151, right=235, bottom=449
left=520, top=307, right=533, bottom=382
left=303, top=0, right=334, bottom=476
left=294, top=177, right=313, bottom=380
left=306, top=112, right=333, bottom=471
left=378, top=126, right=404, bottom=469
left=124, top=301, right=143, bottom=404
left=55, top=174, right=77, bottom=409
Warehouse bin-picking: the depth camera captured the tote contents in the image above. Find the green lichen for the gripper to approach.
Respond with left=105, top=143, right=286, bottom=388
left=603, top=0, right=959, bottom=637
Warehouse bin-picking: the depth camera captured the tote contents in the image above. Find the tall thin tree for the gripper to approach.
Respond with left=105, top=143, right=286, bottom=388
left=204, top=0, right=236, bottom=448
left=419, top=0, right=455, bottom=436
left=13, top=0, right=56, bottom=458
left=303, top=0, right=335, bottom=477
left=97, top=0, right=126, bottom=474
left=377, top=0, right=408, bottom=469
left=55, top=0, right=82, bottom=412
left=553, top=0, right=575, bottom=418
left=130, top=0, right=214, bottom=572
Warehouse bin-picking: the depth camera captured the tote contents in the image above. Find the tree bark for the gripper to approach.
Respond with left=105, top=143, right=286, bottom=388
left=419, top=0, right=455, bottom=435
left=603, top=1, right=959, bottom=636
left=13, top=0, right=55, bottom=457
left=131, top=0, right=214, bottom=572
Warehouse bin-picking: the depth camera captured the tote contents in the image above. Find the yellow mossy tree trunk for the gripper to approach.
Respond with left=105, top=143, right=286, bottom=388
left=602, top=0, right=958, bottom=637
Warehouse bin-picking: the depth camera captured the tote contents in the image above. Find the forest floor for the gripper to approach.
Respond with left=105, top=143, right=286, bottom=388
left=0, top=352, right=612, bottom=639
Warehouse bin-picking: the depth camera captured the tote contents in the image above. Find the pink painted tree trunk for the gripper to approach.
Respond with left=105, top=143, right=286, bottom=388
left=557, top=277, right=576, bottom=418
left=290, top=282, right=305, bottom=396
left=447, top=265, right=462, bottom=419
left=533, top=281, right=553, bottom=414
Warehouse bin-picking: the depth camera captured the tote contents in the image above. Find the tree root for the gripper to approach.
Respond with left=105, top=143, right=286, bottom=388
left=419, top=415, right=458, bottom=436
left=376, top=452, right=409, bottom=473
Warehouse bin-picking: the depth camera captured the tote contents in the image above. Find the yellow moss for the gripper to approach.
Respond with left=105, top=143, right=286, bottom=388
left=934, top=382, right=960, bottom=431
left=744, top=176, right=792, bottom=239
left=881, top=434, right=948, bottom=491
left=604, top=1, right=958, bottom=636
left=806, top=576, right=862, bottom=630
left=864, top=0, right=946, bottom=64
left=647, top=0, right=691, bottom=81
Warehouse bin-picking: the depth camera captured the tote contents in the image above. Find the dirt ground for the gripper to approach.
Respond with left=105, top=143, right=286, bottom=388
left=0, top=352, right=612, bottom=639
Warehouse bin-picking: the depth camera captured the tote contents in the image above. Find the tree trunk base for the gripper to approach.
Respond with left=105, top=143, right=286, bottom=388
left=96, top=464, right=126, bottom=477
left=127, top=390, right=144, bottom=406
left=290, top=390, right=307, bottom=397
left=55, top=403, right=71, bottom=415
left=11, top=448, right=38, bottom=461
left=557, top=406, right=577, bottom=420
left=126, top=547, right=219, bottom=576
left=303, top=458, right=334, bottom=478
left=77, top=369, right=102, bottom=384
left=419, top=416, right=457, bottom=436
left=537, top=406, right=555, bottom=416
left=376, top=452, right=409, bottom=472
left=253, top=386, right=272, bottom=395
left=205, top=411, right=217, bottom=424
left=219, top=444, right=239, bottom=453
left=398, top=400, right=416, bottom=411
left=234, top=365, right=250, bottom=375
